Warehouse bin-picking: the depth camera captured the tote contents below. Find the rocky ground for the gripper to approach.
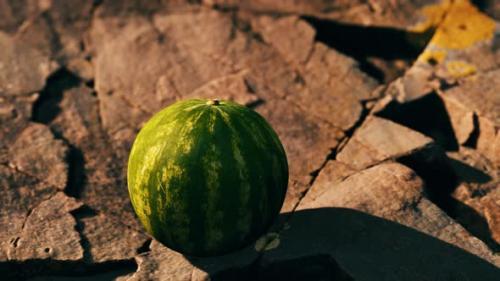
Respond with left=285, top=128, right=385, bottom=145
left=0, top=0, right=499, bottom=280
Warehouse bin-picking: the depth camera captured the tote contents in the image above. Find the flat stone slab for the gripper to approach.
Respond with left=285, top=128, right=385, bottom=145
left=6, top=192, right=83, bottom=262
left=0, top=31, right=54, bottom=97
left=79, top=213, right=149, bottom=263
left=262, top=163, right=499, bottom=280
left=336, top=116, right=435, bottom=170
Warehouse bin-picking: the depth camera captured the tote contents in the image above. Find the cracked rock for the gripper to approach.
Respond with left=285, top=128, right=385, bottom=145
left=0, top=165, right=58, bottom=219
left=249, top=16, right=315, bottom=65
left=336, top=116, right=436, bottom=170
left=483, top=187, right=500, bottom=244
left=0, top=165, right=61, bottom=261
left=440, top=69, right=500, bottom=167
left=453, top=180, right=500, bottom=250
left=0, top=94, right=38, bottom=159
left=91, top=11, right=248, bottom=147
left=205, top=0, right=441, bottom=29
left=386, top=0, right=500, bottom=104
left=297, top=42, right=379, bottom=130
left=261, top=163, right=499, bottom=280
left=7, top=192, right=83, bottom=261
left=255, top=98, right=343, bottom=211
left=250, top=15, right=380, bottom=130
left=299, top=163, right=499, bottom=264
left=0, top=31, right=54, bottom=96
left=3, top=1, right=500, bottom=279
left=448, top=147, right=498, bottom=180
left=79, top=213, right=149, bottom=263
left=300, top=160, right=356, bottom=206
left=8, top=123, right=68, bottom=189
left=448, top=147, right=500, bottom=249
left=440, top=92, right=476, bottom=145
left=3, top=0, right=95, bottom=62
left=93, top=0, right=197, bottom=18
left=47, top=86, right=142, bottom=231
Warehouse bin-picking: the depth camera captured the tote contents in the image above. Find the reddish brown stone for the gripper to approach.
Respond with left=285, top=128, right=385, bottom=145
left=8, top=123, right=68, bottom=189
left=441, top=69, right=500, bottom=166
left=261, top=163, right=500, bottom=279
left=249, top=16, right=315, bottom=66
left=448, top=147, right=500, bottom=248
left=48, top=86, right=142, bottom=231
left=0, top=165, right=58, bottom=218
left=79, top=213, right=149, bottom=263
left=7, top=192, right=83, bottom=261
left=0, top=94, right=38, bottom=156
left=0, top=31, right=54, bottom=96
left=483, top=188, right=500, bottom=244
left=204, top=0, right=440, bottom=29
left=300, top=160, right=357, bottom=206
left=440, top=94, right=476, bottom=145
left=336, top=116, right=435, bottom=170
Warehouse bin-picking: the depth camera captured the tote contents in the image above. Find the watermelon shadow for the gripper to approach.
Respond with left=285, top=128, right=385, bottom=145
left=189, top=208, right=499, bottom=281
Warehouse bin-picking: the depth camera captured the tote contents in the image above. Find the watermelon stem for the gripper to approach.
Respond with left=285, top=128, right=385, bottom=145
left=206, top=99, right=220, bottom=105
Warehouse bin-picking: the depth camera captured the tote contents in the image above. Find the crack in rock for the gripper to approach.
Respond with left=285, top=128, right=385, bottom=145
left=32, top=67, right=81, bottom=125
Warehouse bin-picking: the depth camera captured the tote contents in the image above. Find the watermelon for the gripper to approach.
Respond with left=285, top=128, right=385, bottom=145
left=127, top=99, right=288, bottom=256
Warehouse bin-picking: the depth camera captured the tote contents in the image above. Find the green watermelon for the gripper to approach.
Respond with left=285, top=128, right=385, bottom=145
left=127, top=99, right=288, bottom=256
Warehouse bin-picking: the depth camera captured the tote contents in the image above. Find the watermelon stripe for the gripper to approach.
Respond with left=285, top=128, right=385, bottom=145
left=176, top=108, right=210, bottom=253
left=217, top=109, right=252, bottom=239
left=224, top=117, right=267, bottom=231
left=242, top=108, right=289, bottom=200
left=232, top=109, right=287, bottom=229
left=208, top=106, right=244, bottom=252
left=201, top=114, right=224, bottom=251
left=161, top=107, right=214, bottom=252
left=223, top=106, right=280, bottom=217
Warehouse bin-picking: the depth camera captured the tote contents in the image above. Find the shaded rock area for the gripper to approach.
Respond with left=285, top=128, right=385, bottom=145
left=267, top=163, right=500, bottom=280
left=203, top=0, right=442, bottom=29
left=0, top=0, right=499, bottom=280
left=440, top=69, right=500, bottom=166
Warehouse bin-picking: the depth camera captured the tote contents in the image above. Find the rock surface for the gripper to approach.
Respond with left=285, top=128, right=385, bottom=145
left=1, top=0, right=499, bottom=280
left=0, top=31, right=54, bottom=96
left=7, top=192, right=84, bottom=261
left=299, top=163, right=498, bottom=264
left=0, top=123, right=69, bottom=262
left=448, top=147, right=500, bottom=250
left=126, top=240, right=259, bottom=281
left=336, top=116, right=436, bottom=170
left=440, top=69, right=500, bottom=166
left=8, top=123, right=68, bottom=189
left=0, top=94, right=38, bottom=152
left=204, top=0, right=441, bottom=29
left=79, top=213, right=148, bottom=263
left=263, top=163, right=500, bottom=280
